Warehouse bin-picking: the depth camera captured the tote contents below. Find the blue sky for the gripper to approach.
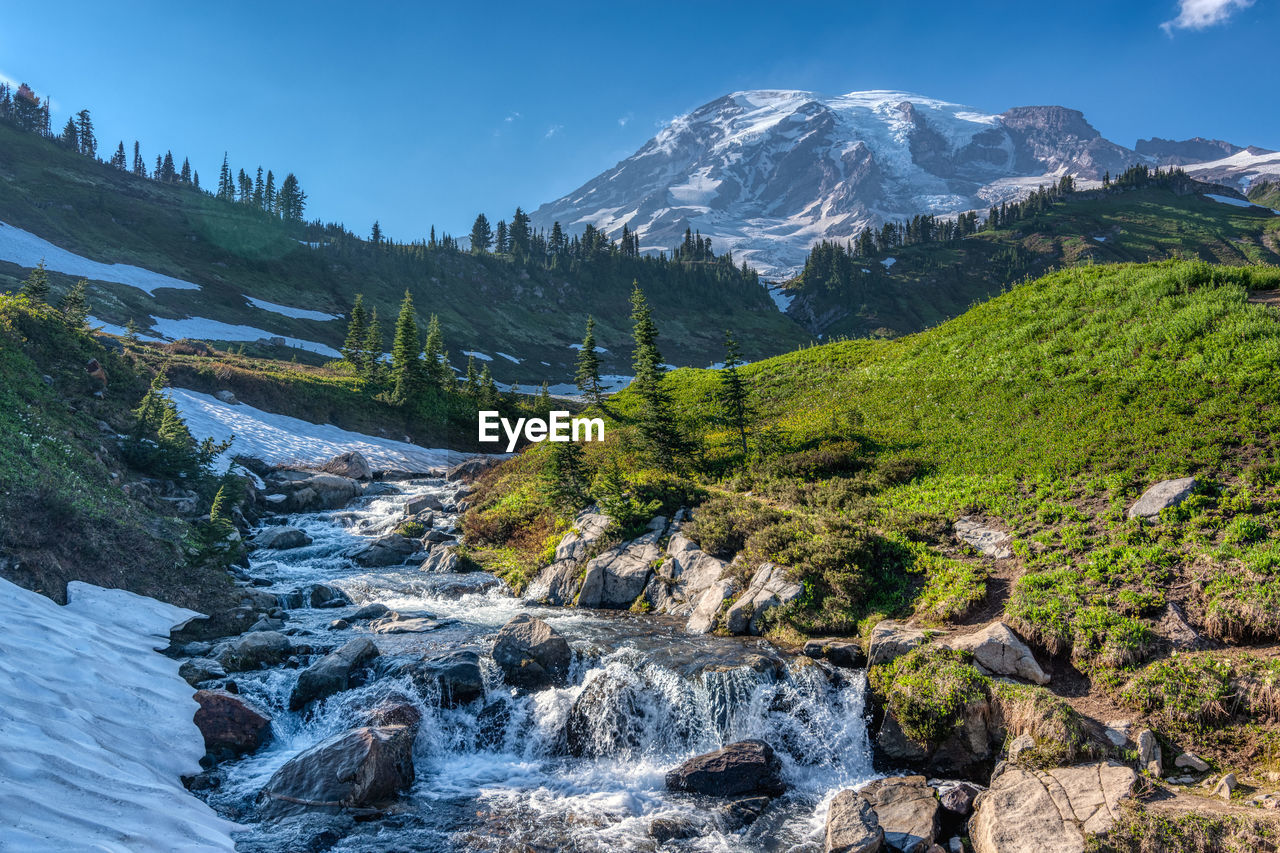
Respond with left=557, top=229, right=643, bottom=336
left=3, top=0, right=1276, bottom=241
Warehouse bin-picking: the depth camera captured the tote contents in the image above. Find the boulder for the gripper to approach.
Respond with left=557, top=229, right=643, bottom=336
left=944, top=622, right=1048, bottom=685
left=857, top=775, right=940, bottom=853
left=252, top=526, right=313, bottom=550
left=368, top=610, right=448, bottom=634
left=804, top=639, right=867, bottom=669
left=404, top=493, right=444, bottom=516
left=351, top=602, right=390, bottom=621
left=308, top=583, right=352, bottom=609
left=289, top=638, right=380, bottom=710
left=275, top=473, right=360, bottom=512
left=646, top=533, right=729, bottom=615
left=968, top=761, right=1137, bottom=853
left=935, top=780, right=982, bottom=816
left=1175, top=752, right=1209, bottom=773
left=954, top=518, right=1013, bottom=559
left=1137, top=729, right=1161, bottom=778
left=216, top=631, right=295, bottom=672
left=1213, top=773, right=1237, bottom=799
left=649, top=817, right=698, bottom=844
left=214, top=389, right=239, bottom=405
left=685, top=577, right=740, bottom=634
left=419, top=546, right=462, bottom=573
left=351, top=533, right=419, bottom=567
left=491, top=614, right=571, bottom=690
left=825, top=789, right=885, bottom=853
left=524, top=509, right=613, bottom=605
left=193, top=689, right=273, bottom=759
left=319, top=451, right=373, bottom=481
left=444, top=456, right=503, bottom=481
left=526, top=559, right=583, bottom=606
left=414, top=650, right=485, bottom=706
left=179, top=657, right=227, bottom=686
left=555, top=510, right=613, bottom=564
left=1006, top=733, right=1036, bottom=763
left=577, top=518, right=666, bottom=609
left=867, top=621, right=935, bottom=667
left=257, top=725, right=415, bottom=819
left=1127, top=477, right=1196, bottom=520
left=723, top=562, right=803, bottom=635
left=664, top=740, right=786, bottom=798
left=360, top=698, right=422, bottom=730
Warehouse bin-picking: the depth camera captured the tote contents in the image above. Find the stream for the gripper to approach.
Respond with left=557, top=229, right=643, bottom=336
left=196, top=473, right=875, bottom=852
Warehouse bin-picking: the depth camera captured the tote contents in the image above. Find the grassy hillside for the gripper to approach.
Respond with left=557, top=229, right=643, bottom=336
left=783, top=178, right=1280, bottom=340
left=466, top=259, right=1280, bottom=770
left=0, top=121, right=810, bottom=379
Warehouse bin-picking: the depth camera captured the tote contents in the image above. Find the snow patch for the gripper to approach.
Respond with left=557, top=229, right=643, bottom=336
left=0, top=220, right=201, bottom=295
left=87, top=315, right=165, bottom=341
left=167, top=387, right=462, bottom=473
left=880, top=257, right=897, bottom=268
left=569, top=343, right=609, bottom=354
left=148, top=316, right=341, bottom=358
left=0, top=578, right=238, bottom=852
left=1204, top=193, right=1278, bottom=213
left=245, top=296, right=342, bottom=322
left=462, top=350, right=494, bottom=362
left=1093, top=236, right=1107, bottom=242
left=495, top=352, right=522, bottom=364
left=766, top=283, right=795, bottom=312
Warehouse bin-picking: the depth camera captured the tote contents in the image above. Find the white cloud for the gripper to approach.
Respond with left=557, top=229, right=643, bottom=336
left=617, top=113, right=633, bottom=127
left=545, top=124, right=563, bottom=139
left=1162, top=0, right=1253, bottom=33
left=504, top=111, right=521, bottom=123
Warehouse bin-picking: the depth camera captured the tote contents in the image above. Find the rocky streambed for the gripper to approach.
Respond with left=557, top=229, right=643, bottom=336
left=174, top=456, right=878, bottom=851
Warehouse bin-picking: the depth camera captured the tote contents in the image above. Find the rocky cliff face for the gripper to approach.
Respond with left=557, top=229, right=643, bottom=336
left=532, top=90, right=1269, bottom=277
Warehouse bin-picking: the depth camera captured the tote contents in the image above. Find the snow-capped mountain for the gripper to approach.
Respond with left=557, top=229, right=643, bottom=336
left=531, top=90, right=1276, bottom=277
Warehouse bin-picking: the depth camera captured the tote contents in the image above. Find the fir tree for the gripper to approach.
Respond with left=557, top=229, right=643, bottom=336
left=110, top=141, right=127, bottom=169
left=543, top=439, right=587, bottom=512
left=479, top=364, right=499, bottom=409
left=341, top=294, right=368, bottom=368
left=536, top=381, right=553, bottom=415
left=421, top=314, right=448, bottom=389
left=390, top=290, right=422, bottom=403
left=574, top=315, right=603, bottom=403
left=180, top=157, right=192, bottom=184
left=132, top=141, right=146, bottom=176
left=629, top=282, right=683, bottom=469
left=59, top=118, right=78, bottom=148
left=717, top=330, right=750, bottom=455
left=464, top=355, right=480, bottom=399
left=371, top=221, right=383, bottom=244
left=58, top=279, right=90, bottom=328
left=494, top=220, right=508, bottom=253
left=362, top=307, right=383, bottom=380
left=20, top=260, right=50, bottom=304
left=469, top=213, right=492, bottom=253
left=217, top=154, right=232, bottom=200
left=75, top=109, right=96, bottom=158
left=509, top=207, right=531, bottom=255
left=264, top=170, right=276, bottom=210
left=277, top=174, right=306, bottom=221
left=125, top=318, right=140, bottom=343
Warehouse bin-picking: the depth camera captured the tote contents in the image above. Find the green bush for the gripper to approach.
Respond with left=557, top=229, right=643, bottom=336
left=1071, top=606, right=1155, bottom=671
left=1224, top=515, right=1266, bottom=545
left=869, top=645, right=990, bottom=747
left=1119, top=655, right=1236, bottom=727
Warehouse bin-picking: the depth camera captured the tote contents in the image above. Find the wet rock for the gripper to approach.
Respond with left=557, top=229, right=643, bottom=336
left=476, top=700, right=512, bottom=750
left=1127, top=476, right=1197, bottom=520
left=649, top=816, right=698, bottom=844
left=404, top=493, right=444, bottom=516
left=968, top=761, right=1137, bottom=853
left=351, top=602, right=390, bottom=621
left=257, top=725, right=416, bottom=819
left=368, top=610, right=448, bottom=634
left=216, top=631, right=295, bottom=672
left=563, top=670, right=646, bottom=758
left=289, top=637, right=380, bottom=710
left=309, top=583, right=352, bottom=609
left=416, top=650, right=485, bottom=706
left=272, top=473, right=361, bottom=512
left=328, top=619, right=350, bottom=631
left=1175, top=752, right=1209, bottom=772
left=943, top=622, right=1048, bottom=685
left=723, top=795, right=772, bottom=828
left=1137, top=729, right=1162, bottom=778
left=351, top=533, right=420, bottom=567
left=664, top=740, right=786, bottom=798
left=934, top=780, right=982, bottom=816
left=804, top=639, right=867, bottom=669
left=319, top=450, right=373, bottom=481
left=954, top=517, right=1013, bottom=559
left=252, top=526, right=313, bottom=550
left=194, top=689, right=274, bottom=760
left=180, top=657, right=227, bottom=686
left=445, top=456, right=502, bottom=481
left=361, top=698, right=422, bottom=730
left=419, top=545, right=462, bottom=573
left=867, top=621, right=936, bottom=667
left=426, top=574, right=503, bottom=598
left=577, top=517, right=667, bottom=609
left=724, top=562, right=803, bottom=635
left=249, top=616, right=286, bottom=632
left=492, top=613, right=571, bottom=691
left=858, top=775, right=940, bottom=853
left=825, top=788, right=885, bottom=853
left=686, top=577, right=741, bottom=635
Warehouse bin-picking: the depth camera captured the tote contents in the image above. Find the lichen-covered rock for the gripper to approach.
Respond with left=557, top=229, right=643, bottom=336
left=723, top=562, right=803, bottom=635
left=685, top=577, right=740, bottom=634
left=1127, top=477, right=1196, bottom=520
left=856, top=775, right=940, bottom=853
left=943, top=622, right=1048, bottom=685
left=825, top=789, right=885, bottom=853
left=577, top=518, right=666, bottom=609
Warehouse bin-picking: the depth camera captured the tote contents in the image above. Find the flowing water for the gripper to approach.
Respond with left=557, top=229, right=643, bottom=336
left=198, top=476, right=875, bottom=852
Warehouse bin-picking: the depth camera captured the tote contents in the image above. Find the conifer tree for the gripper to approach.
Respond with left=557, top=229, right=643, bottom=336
left=58, top=279, right=89, bottom=328
left=341, top=294, right=368, bottom=368
left=20, top=261, right=50, bottom=304
left=479, top=364, right=499, bottom=409
left=253, top=166, right=264, bottom=208
left=543, top=438, right=587, bottom=512
left=422, top=314, right=449, bottom=389
left=371, top=221, right=383, bottom=244
left=75, top=109, right=96, bottom=158
left=362, top=308, right=383, bottom=380
left=390, top=291, right=422, bottom=403
left=536, top=381, right=552, bottom=415
left=629, top=282, right=683, bottom=469
left=464, top=355, right=480, bottom=400
left=59, top=118, right=78, bottom=148
left=180, top=157, right=192, bottom=184
left=575, top=315, right=603, bottom=403
left=469, top=213, right=492, bottom=253
left=277, top=174, right=305, bottom=221
left=264, top=170, right=276, bottom=211
left=110, top=141, right=127, bottom=169
left=495, top=220, right=508, bottom=253
left=125, top=318, right=140, bottom=343
left=133, top=141, right=146, bottom=177
left=217, top=154, right=232, bottom=200
left=717, top=330, right=750, bottom=455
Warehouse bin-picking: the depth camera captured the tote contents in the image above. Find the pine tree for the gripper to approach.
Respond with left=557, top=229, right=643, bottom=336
left=536, top=381, right=552, bottom=415
left=389, top=291, right=422, bottom=403
left=341, top=293, right=368, bottom=368
left=479, top=364, right=499, bottom=409
left=264, top=170, right=276, bottom=211
left=362, top=308, right=383, bottom=380
left=543, top=438, right=587, bottom=512
left=717, top=330, right=750, bottom=455
left=509, top=207, right=531, bottom=255
left=125, top=318, right=140, bottom=343
left=464, top=355, right=480, bottom=399
left=629, top=282, right=683, bottom=469
left=20, top=260, right=50, bottom=304
left=132, top=141, right=146, bottom=177
left=75, top=109, right=96, bottom=158
left=277, top=174, right=305, bottom=221
left=495, top=220, right=508, bottom=253
left=59, top=118, right=78, bottom=148
left=422, top=314, right=449, bottom=389
left=217, top=154, right=232, bottom=200
left=371, top=221, right=383, bottom=244
left=180, top=157, right=192, bottom=184
left=58, top=279, right=90, bottom=328
left=574, top=315, right=602, bottom=403
left=110, top=141, right=127, bottom=169
left=469, top=213, right=492, bottom=253
left=253, top=166, right=264, bottom=208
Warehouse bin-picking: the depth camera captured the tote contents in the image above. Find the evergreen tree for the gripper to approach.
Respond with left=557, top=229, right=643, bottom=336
left=217, top=154, right=232, bottom=200
left=277, top=174, right=305, bottom=221
left=509, top=207, right=531, bottom=255
left=494, top=220, right=508, bottom=253
left=75, top=109, right=96, bottom=158
left=717, top=330, right=750, bottom=455
left=59, top=118, right=78, bottom=148
left=543, top=438, right=587, bottom=512
left=20, top=260, right=50, bottom=304
left=389, top=290, right=423, bottom=403
left=253, top=166, right=264, bottom=208
left=125, top=317, right=140, bottom=343
left=469, top=213, right=492, bottom=253
left=574, top=315, right=603, bottom=403
left=264, top=170, right=276, bottom=211
left=362, top=308, right=383, bottom=380
left=341, top=293, right=368, bottom=368
left=464, top=355, right=480, bottom=399
left=629, top=282, right=683, bottom=468
left=132, top=141, right=146, bottom=176
left=58, top=279, right=90, bottom=328
left=180, top=157, right=192, bottom=184
left=536, top=381, right=553, bottom=414
left=110, top=141, right=127, bottom=169
left=371, top=221, right=383, bottom=244
left=421, top=314, right=449, bottom=389
left=479, top=364, right=499, bottom=409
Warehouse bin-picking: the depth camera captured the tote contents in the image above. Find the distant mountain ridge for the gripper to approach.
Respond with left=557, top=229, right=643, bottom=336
left=531, top=89, right=1279, bottom=277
